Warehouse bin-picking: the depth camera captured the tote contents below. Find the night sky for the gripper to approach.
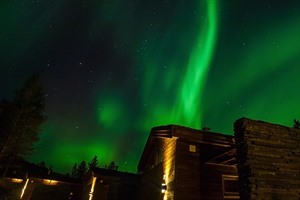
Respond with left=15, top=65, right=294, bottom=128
left=1, top=0, right=300, bottom=173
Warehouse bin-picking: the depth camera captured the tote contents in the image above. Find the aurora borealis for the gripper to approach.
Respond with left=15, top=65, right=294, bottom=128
left=1, top=0, right=300, bottom=173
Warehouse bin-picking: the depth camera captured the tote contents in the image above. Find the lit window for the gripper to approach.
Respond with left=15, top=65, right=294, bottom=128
left=189, top=145, right=196, bottom=152
left=156, top=148, right=163, bottom=164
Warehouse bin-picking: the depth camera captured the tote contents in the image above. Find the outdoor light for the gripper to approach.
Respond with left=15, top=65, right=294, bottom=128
left=161, top=183, right=167, bottom=193
left=42, top=179, right=59, bottom=185
left=11, top=178, right=23, bottom=183
left=89, top=177, right=97, bottom=200
left=20, top=179, right=29, bottom=199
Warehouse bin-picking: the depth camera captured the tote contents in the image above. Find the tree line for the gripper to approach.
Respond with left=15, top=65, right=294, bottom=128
left=70, top=155, right=119, bottom=180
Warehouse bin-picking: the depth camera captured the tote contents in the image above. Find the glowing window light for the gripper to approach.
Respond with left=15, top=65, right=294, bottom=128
left=20, top=178, right=29, bottom=199
left=42, top=179, right=59, bottom=185
left=11, top=178, right=23, bottom=183
left=89, top=177, right=97, bottom=200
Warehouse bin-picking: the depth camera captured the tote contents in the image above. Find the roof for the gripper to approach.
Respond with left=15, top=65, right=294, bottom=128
left=91, top=167, right=139, bottom=179
left=3, top=159, right=81, bottom=184
left=138, top=125, right=236, bottom=171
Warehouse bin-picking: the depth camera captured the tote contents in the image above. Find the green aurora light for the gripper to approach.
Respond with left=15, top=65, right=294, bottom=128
left=140, top=0, right=218, bottom=130
left=1, top=0, right=300, bottom=173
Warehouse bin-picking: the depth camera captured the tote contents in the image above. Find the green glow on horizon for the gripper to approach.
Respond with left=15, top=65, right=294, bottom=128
left=30, top=121, right=126, bottom=171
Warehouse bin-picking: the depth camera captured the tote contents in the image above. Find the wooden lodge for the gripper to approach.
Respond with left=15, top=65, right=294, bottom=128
left=2, top=118, right=300, bottom=199
left=83, top=168, right=140, bottom=200
left=0, top=166, right=82, bottom=200
left=138, top=125, right=239, bottom=200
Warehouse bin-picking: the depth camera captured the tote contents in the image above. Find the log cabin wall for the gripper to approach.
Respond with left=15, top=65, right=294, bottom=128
left=174, top=139, right=201, bottom=200
left=84, top=169, right=140, bottom=200
left=140, top=137, right=177, bottom=200
left=139, top=125, right=238, bottom=200
left=175, top=140, right=238, bottom=200
left=139, top=162, right=164, bottom=200
left=161, top=137, right=177, bottom=200
left=198, top=163, right=238, bottom=200
left=2, top=177, right=82, bottom=200
left=234, top=118, right=300, bottom=199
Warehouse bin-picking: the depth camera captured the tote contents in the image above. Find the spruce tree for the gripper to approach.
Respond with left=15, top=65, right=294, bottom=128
left=0, top=75, right=47, bottom=176
left=107, top=161, right=118, bottom=171
left=293, top=119, right=300, bottom=129
left=71, top=163, right=78, bottom=178
left=77, top=160, right=87, bottom=179
left=88, top=155, right=99, bottom=169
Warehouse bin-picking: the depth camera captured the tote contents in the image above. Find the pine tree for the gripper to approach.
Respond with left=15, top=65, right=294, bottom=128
left=71, top=163, right=78, bottom=178
left=0, top=75, right=47, bottom=177
left=88, top=155, right=99, bottom=169
left=77, top=160, right=87, bottom=179
left=107, top=161, right=118, bottom=171
left=293, top=119, right=300, bottom=129
left=37, top=161, right=46, bottom=168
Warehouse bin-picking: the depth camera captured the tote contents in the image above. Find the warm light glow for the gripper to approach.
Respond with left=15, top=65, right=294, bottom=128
left=89, top=177, right=97, bottom=200
left=161, top=183, right=167, bottom=193
left=162, top=138, right=177, bottom=200
left=42, top=179, right=59, bottom=185
left=20, top=178, right=29, bottom=199
left=11, top=178, right=23, bottom=183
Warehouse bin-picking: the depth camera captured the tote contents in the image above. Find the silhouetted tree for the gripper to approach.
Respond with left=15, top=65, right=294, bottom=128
left=0, top=75, right=47, bottom=177
left=88, top=155, right=99, bottom=169
left=107, top=161, right=118, bottom=171
left=48, top=165, right=53, bottom=174
left=37, top=161, right=46, bottom=168
left=71, top=163, right=78, bottom=178
left=77, top=160, right=87, bottom=179
left=293, top=119, right=300, bottom=129
left=201, top=127, right=211, bottom=132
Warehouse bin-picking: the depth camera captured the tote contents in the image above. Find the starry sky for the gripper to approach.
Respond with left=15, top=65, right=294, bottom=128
left=1, top=0, right=300, bottom=173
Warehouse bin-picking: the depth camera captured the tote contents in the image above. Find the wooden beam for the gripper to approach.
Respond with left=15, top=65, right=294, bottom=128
left=206, top=148, right=236, bottom=164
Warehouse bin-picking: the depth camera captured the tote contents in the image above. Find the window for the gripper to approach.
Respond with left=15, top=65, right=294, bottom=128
left=222, top=175, right=239, bottom=199
left=149, top=148, right=163, bottom=169
left=189, top=145, right=196, bottom=152
left=155, top=148, right=163, bottom=164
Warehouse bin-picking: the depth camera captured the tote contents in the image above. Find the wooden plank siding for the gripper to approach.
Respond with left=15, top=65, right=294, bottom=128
left=139, top=137, right=177, bottom=200
left=199, top=164, right=238, bottom=200
left=139, top=162, right=164, bottom=200
left=85, top=168, right=140, bottom=200
left=175, top=140, right=238, bottom=200
left=139, top=125, right=238, bottom=200
left=175, top=140, right=201, bottom=200
left=162, top=137, right=177, bottom=200
left=234, top=118, right=300, bottom=200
